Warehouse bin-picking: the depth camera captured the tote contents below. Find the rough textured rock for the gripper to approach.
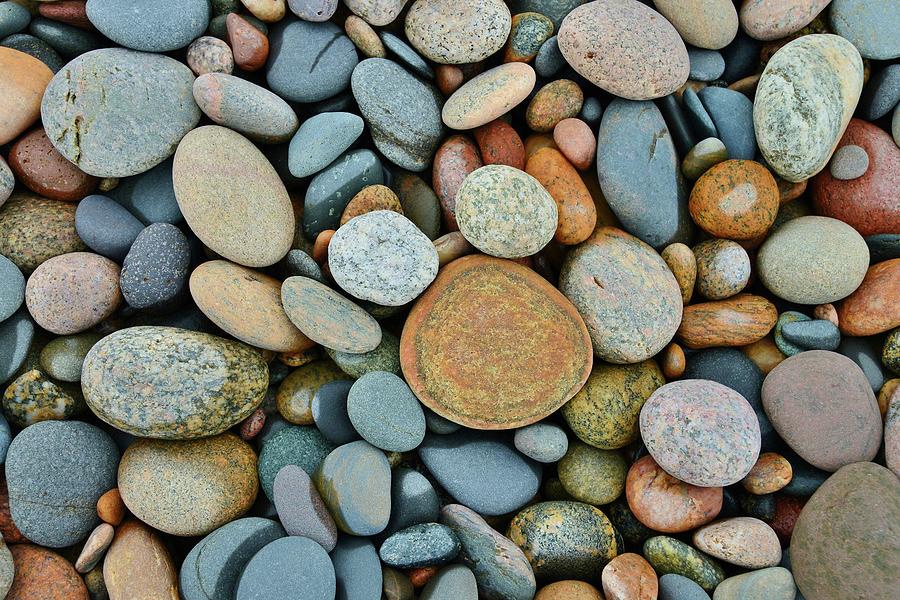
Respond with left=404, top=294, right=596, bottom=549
left=404, top=0, right=511, bottom=64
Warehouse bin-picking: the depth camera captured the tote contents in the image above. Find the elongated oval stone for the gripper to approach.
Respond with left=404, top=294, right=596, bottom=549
left=82, top=326, right=268, bottom=439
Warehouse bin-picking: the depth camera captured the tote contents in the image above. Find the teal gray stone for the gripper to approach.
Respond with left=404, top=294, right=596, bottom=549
left=288, top=112, right=364, bottom=178
left=781, top=319, right=840, bottom=352
left=383, top=467, right=440, bottom=539
left=326, top=330, right=401, bottom=378
left=311, top=380, right=358, bottom=445
left=839, top=336, right=886, bottom=391
left=774, top=311, right=811, bottom=357
left=266, top=19, right=358, bottom=103
left=258, top=425, right=336, bottom=501
left=858, top=64, right=900, bottom=120
left=380, top=523, right=460, bottom=569
left=29, top=17, right=102, bottom=57
left=303, top=149, right=383, bottom=238
left=424, top=407, right=461, bottom=434
left=0, top=254, right=24, bottom=322
left=351, top=58, right=444, bottom=172
left=596, top=99, right=692, bottom=249
left=380, top=31, right=434, bottom=79
left=0, top=308, right=33, bottom=385
left=698, top=86, right=755, bottom=160
left=86, top=0, right=209, bottom=52
left=579, top=96, right=603, bottom=126
left=235, top=536, right=336, bottom=600
left=513, top=423, right=569, bottom=463
left=712, top=567, right=795, bottom=600
left=332, top=536, right=382, bottom=600
left=347, top=371, right=426, bottom=452
left=180, top=517, right=286, bottom=600
left=687, top=47, right=725, bottom=81
left=0, top=33, right=64, bottom=71
left=659, top=573, right=710, bottom=600
left=0, top=2, right=30, bottom=38
left=830, top=0, right=900, bottom=60
left=109, top=157, right=183, bottom=224
left=535, top=36, right=565, bottom=78
left=421, top=565, right=479, bottom=600
left=5, top=420, right=118, bottom=547
left=75, top=194, right=145, bottom=261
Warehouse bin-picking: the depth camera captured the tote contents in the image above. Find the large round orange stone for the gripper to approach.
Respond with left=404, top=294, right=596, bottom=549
left=401, top=254, right=592, bottom=429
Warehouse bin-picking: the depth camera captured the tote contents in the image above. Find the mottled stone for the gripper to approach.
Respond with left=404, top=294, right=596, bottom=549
left=120, top=223, right=189, bottom=310
left=677, top=294, right=778, bottom=349
left=0, top=157, right=13, bottom=206
left=558, top=441, right=627, bottom=505
left=393, top=172, right=442, bottom=240
left=7, top=544, right=88, bottom=599
left=258, top=425, right=335, bottom=500
left=187, top=36, right=234, bottom=75
left=741, top=452, right=793, bottom=494
left=474, top=120, right=526, bottom=170
left=693, top=239, right=750, bottom=300
left=314, top=440, right=391, bottom=536
left=837, top=259, right=900, bottom=336
left=601, top=552, right=658, bottom=600
left=8, top=127, right=98, bottom=202
left=275, top=361, right=345, bottom=425
left=688, top=159, right=778, bottom=241
left=2, top=368, right=83, bottom=427
left=536, top=581, right=604, bottom=599
left=504, top=11, right=554, bottom=63
left=102, top=520, right=178, bottom=599
left=345, top=0, right=409, bottom=26
left=0, top=193, right=85, bottom=273
left=235, top=536, right=335, bottom=600
left=526, top=79, right=583, bottom=133
left=643, top=536, right=724, bottom=592
left=340, top=184, right=401, bottom=224
left=401, top=255, right=592, bottom=429
left=379, top=523, right=460, bottom=568
left=0, top=47, right=53, bottom=145
left=345, top=14, right=385, bottom=57
left=442, top=63, right=536, bottom=130
left=405, top=0, right=510, bottom=64
left=432, top=135, right=482, bottom=230
left=226, top=12, right=268, bottom=72
left=739, top=0, right=830, bottom=41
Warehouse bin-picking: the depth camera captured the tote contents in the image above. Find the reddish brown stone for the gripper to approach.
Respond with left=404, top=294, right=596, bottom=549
left=660, top=342, right=686, bottom=379
left=226, top=13, right=269, bottom=72
left=435, top=65, right=464, bottom=96
left=38, top=1, right=93, bottom=30
left=813, top=303, right=839, bottom=327
left=837, top=259, right=900, bottom=336
left=8, top=128, right=99, bottom=201
left=473, top=120, right=526, bottom=170
left=777, top=177, right=807, bottom=204
left=770, top=494, right=805, bottom=546
left=813, top=118, right=900, bottom=236
left=525, top=147, right=596, bottom=245
left=677, top=294, right=777, bottom=349
left=0, top=476, right=25, bottom=544
left=689, top=159, right=779, bottom=240
left=553, top=118, right=596, bottom=171
left=239, top=408, right=266, bottom=441
left=312, top=229, right=334, bottom=264
left=432, top=135, right=482, bottom=231
left=8, top=544, right=88, bottom=600
left=97, top=488, right=126, bottom=526
left=407, top=566, right=438, bottom=588
left=742, top=452, right=793, bottom=494
left=526, top=79, right=584, bottom=133
left=0, top=48, right=54, bottom=146
left=601, top=553, right=658, bottom=600
left=103, top=520, right=178, bottom=600
left=339, top=184, right=403, bottom=225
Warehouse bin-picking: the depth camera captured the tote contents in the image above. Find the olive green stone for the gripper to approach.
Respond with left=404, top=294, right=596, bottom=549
left=82, top=326, right=268, bottom=439
left=883, top=328, right=900, bottom=375
left=258, top=425, right=336, bottom=501
left=773, top=310, right=809, bottom=357
left=2, top=369, right=85, bottom=427
left=561, top=360, right=665, bottom=449
left=643, top=536, right=725, bottom=591
left=39, top=333, right=103, bottom=383
left=325, top=331, right=401, bottom=379
left=558, top=442, right=627, bottom=505
left=682, top=137, right=729, bottom=180
left=0, top=192, right=86, bottom=273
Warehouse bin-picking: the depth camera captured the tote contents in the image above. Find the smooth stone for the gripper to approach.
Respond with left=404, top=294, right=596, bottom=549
left=653, top=0, right=737, bottom=50
left=0, top=309, right=33, bottom=385
left=332, top=535, right=383, bottom=600
left=419, top=430, right=541, bottom=516
left=559, top=226, right=683, bottom=363
left=601, top=552, right=658, bottom=600
left=0, top=156, right=12, bottom=205
left=6, top=421, right=118, bottom=548
left=693, top=517, right=781, bottom=568
left=303, top=149, right=383, bottom=238
left=404, top=0, right=510, bottom=64
left=887, top=395, right=900, bottom=477
left=526, top=79, right=584, bottom=133
left=688, top=159, right=778, bottom=241
left=682, top=87, right=718, bottom=141
left=345, top=14, right=386, bottom=58
left=7, top=127, right=98, bottom=201
left=641, top=379, right=761, bottom=487
left=193, top=73, right=298, bottom=144
left=536, top=581, right=604, bottom=600
left=552, top=118, right=597, bottom=172
left=401, top=255, right=592, bottom=429
left=288, top=112, right=363, bottom=178
left=867, top=234, right=900, bottom=263
left=442, top=63, right=536, bottom=130
left=677, top=294, right=778, bottom=349
left=187, top=36, right=234, bottom=75
left=0, top=192, right=86, bottom=274
left=658, top=93, right=697, bottom=156
left=644, top=536, right=724, bottom=592
left=0, top=413, right=9, bottom=463
left=440, top=503, right=536, bottom=600
left=380, top=523, right=460, bottom=568
left=859, top=64, right=900, bottom=120
left=0, top=47, right=53, bottom=144
left=712, top=567, right=795, bottom=600
left=235, top=536, right=335, bottom=600
left=258, top=425, right=335, bottom=500
left=596, top=99, right=692, bottom=249
left=558, top=441, right=627, bottom=505
left=119, top=223, right=190, bottom=310
left=86, top=0, right=208, bottom=51
left=507, top=500, right=619, bottom=581
left=432, top=135, right=483, bottom=230
left=837, top=259, right=900, bottom=336
left=39, top=332, right=101, bottom=383
left=74, top=194, right=144, bottom=261
left=351, top=58, right=442, bottom=171
left=2, top=368, right=84, bottom=427
left=688, top=47, right=725, bottom=81
left=1, top=31, right=65, bottom=72
left=272, top=465, right=336, bottom=550
left=829, top=144, right=869, bottom=180
left=514, top=423, right=569, bottom=463
left=781, top=319, right=840, bottom=351
left=29, top=16, right=101, bottom=57
left=558, top=0, right=688, bottom=99
left=739, top=0, right=829, bottom=41
left=0, top=2, right=29, bottom=38
left=8, top=544, right=88, bottom=599
left=791, top=463, right=899, bottom=600
left=535, top=35, right=565, bottom=78
left=346, top=371, right=425, bottom=452
left=762, top=350, right=881, bottom=471
left=314, top=440, right=391, bottom=536
left=108, top=157, right=183, bottom=224
left=288, top=0, right=338, bottom=21
left=225, top=13, right=268, bottom=71
left=82, top=326, right=268, bottom=439
left=119, top=433, right=257, bottom=536
left=0, top=254, right=24, bottom=322
left=266, top=19, right=358, bottom=103
left=662, top=242, right=697, bottom=304
left=326, top=331, right=400, bottom=378
left=697, top=86, right=756, bottom=160
left=174, top=125, right=294, bottom=268
left=284, top=249, right=324, bottom=282
left=830, top=0, right=900, bottom=60
left=310, top=380, right=357, bottom=444
left=757, top=216, right=869, bottom=304
left=658, top=573, right=710, bottom=600
left=380, top=31, right=433, bottom=79
left=504, top=11, right=553, bottom=62
left=693, top=239, right=750, bottom=300
left=420, top=564, right=478, bottom=600
left=393, top=172, right=441, bottom=240
left=40, top=48, right=200, bottom=177
left=275, top=360, right=345, bottom=425
left=102, top=520, right=178, bottom=599
left=383, top=467, right=439, bottom=538
left=754, top=34, right=863, bottom=182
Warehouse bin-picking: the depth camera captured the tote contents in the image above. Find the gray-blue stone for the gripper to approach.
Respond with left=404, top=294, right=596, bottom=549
left=858, top=64, right=900, bottom=120
left=380, top=523, right=460, bottom=569
left=381, top=31, right=434, bottom=79
left=351, top=58, right=444, bottom=172
left=0, top=413, right=10, bottom=463
left=535, top=35, right=565, bottom=78
left=347, top=371, right=426, bottom=452
left=579, top=96, right=603, bottom=126
left=0, top=2, right=30, bottom=38
left=830, top=0, right=900, bottom=60
left=418, top=430, right=542, bottom=516
left=311, top=379, right=358, bottom=445
left=236, top=536, right=336, bottom=600
left=258, top=425, right=336, bottom=501
left=29, top=17, right=102, bottom=58
left=119, top=223, right=191, bottom=310
left=658, top=573, right=711, bottom=600
left=179, top=517, right=286, bottom=600
left=109, top=157, right=183, bottom=224
left=303, top=149, right=383, bottom=238
left=332, top=536, right=382, bottom=600
left=383, top=467, right=440, bottom=539
left=0, top=308, right=33, bottom=385
left=781, top=319, right=841, bottom=351
left=288, top=112, right=364, bottom=178
left=75, top=194, right=145, bottom=262
left=513, top=423, right=569, bottom=463
left=86, top=0, right=209, bottom=52
left=0, top=253, right=24, bottom=322
left=596, top=98, right=692, bottom=249
left=509, top=0, right=586, bottom=28
left=0, top=33, right=64, bottom=72
left=721, top=31, right=761, bottom=83
left=683, top=87, right=718, bottom=140
left=421, top=565, right=478, bottom=600
left=839, top=336, right=886, bottom=391
left=698, top=86, right=756, bottom=160
left=284, top=249, right=325, bottom=282
left=782, top=453, right=829, bottom=497
left=267, top=19, right=358, bottom=103
left=5, top=420, right=119, bottom=548
left=687, top=47, right=725, bottom=81
left=424, top=407, right=461, bottom=435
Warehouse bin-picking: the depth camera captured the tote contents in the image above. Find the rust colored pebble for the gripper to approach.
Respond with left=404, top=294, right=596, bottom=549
left=525, top=147, right=596, bottom=245
left=38, top=0, right=94, bottom=30
left=740, top=335, right=785, bottom=375
left=8, top=544, right=88, bottom=600
left=278, top=347, right=321, bottom=368
left=689, top=159, right=779, bottom=240
left=601, top=552, right=658, bottom=600
left=535, top=580, right=605, bottom=600
left=526, top=79, right=584, bottom=133
left=770, top=494, right=806, bottom=546
left=344, top=15, right=386, bottom=58
left=97, top=488, right=126, bottom=526
left=741, top=452, right=793, bottom=494
left=239, top=408, right=267, bottom=441
left=432, top=134, right=483, bottom=231
left=340, top=184, right=403, bottom=225
left=8, top=128, right=99, bottom=201
left=677, top=294, right=778, bottom=349
left=103, top=520, right=179, bottom=600
left=661, top=242, right=697, bottom=305
left=407, top=566, right=438, bottom=588
left=0, top=477, right=25, bottom=543
left=312, top=229, right=335, bottom=265
left=837, top=259, right=900, bottom=337
left=777, top=177, right=807, bottom=204
left=433, top=231, right=475, bottom=267
left=473, top=119, right=526, bottom=170
left=813, top=303, right=839, bottom=327
left=660, top=342, right=686, bottom=378
left=553, top=118, right=596, bottom=171
left=435, top=65, right=465, bottom=96
left=226, top=13, right=269, bottom=72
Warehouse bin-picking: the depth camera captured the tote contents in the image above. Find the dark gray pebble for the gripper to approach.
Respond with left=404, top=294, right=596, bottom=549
left=380, top=523, right=460, bottom=569
left=311, top=380, right=358, bottom=445
left=698, top=86, right=756, bottom=160
left=781, top=319, right=840, bottom=351
left=109, top=157, right=183, bottom=224
left=0, top=32, right=64, bottom=71
left=383, top=467, right=440, bottom=539
left=782, top=453, right=829, bottom=497
left=838, top=336, right=886, bottom=391
left=257, top=425, right=336, bottom=501
left=0, top=413, right=10, bottom=463
left=865, top=233, right=900, bottom=263
left=29, top=16, right=102, bottom=58
left=721, top=31, right=761, bottom=83
left=579, top=96, right=603, bottom=126
left=535, top=35, right=565, bottom=78
left=303, top=149, right=383, bottom=238
left=683, top=87, right=718, bottom=140
left=75, top=194, right=145, bottom=262
left=119, top=223, right=190, bottom=310
left=284, top=249, right=324, bottom=282
left=858, top=64, right=900, bottom=120
left=424, top=407, right=461, bottom=434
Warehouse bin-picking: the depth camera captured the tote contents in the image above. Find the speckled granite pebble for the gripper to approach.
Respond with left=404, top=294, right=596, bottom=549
left=186, top=36, right=234, bottom=75
left=380, top=523, right=460, bottom=568
left=514, top=423, right=569, bottom=463
left=2, top=368, right=84, bottom=427
left=39, top=332, right=101, bottom=383
left=235, top=536, right=335, bottom=600
left=442, top=63, right=536, bottom=130
left=643, top=536, right=724, bottom=592
left=0, top=193, right=86, bottom=273
left=405, top=0, right=510, bottom=64
left=120, top=223, right=190, bottom=310
left=693, top=239, right=750, bottom=300
left=258, top=425, right=336, bottom=500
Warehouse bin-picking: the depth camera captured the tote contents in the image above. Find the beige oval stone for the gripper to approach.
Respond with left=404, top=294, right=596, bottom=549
left=442, top=63, right=536, bottom=130
left=0, top=48, right=53, bottom=145
left=173, top=125, right=294, bottom=268
left=693, top=517, right=782, bottom=568
left=740, top=0, right=831, bottom=41
left=405, top=0, right=511, bottom=64
left=103, top=520, right=178, bottom=600
left=653, top=0, right=739, bottom=49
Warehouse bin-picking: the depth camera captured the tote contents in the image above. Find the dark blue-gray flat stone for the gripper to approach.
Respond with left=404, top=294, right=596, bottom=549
left=29, top=16, right=102, bottom=58
left=381, top=31, right=434, bottom=79
left=119, top=223, right=190, bottom=310
left=75, top=194, right=145, bottom=262
left=109, top=157, right=183, bottom=224
left=0, top=2, right=30, bottom=38
left=0, top=308, right=33, bottom=385
left=698, top=86, right=756, bottom=160
left=858, top=64, right=900, bottom=120
left=535, top=36, right=565, bottom=78
left=687, top=47, right=725, bottom=81
left=303, top=149, right=383, bottom=238
left=0, top=33, right=64, bottom=71
left=332, top=535, right=382, bottom=600
left=382, top=467, right=440, bottom=539
left=288, top=112, right=364, bottom=178
left=311, top=379, right=358, bottom=445
left=781, top=319, right=841, bottom=351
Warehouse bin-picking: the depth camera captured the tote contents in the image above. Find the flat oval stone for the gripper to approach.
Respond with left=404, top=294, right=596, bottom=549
left=288, top=0, right=338, bottom=21
left=754, top=34, right=863, bottom=182
left=0, top=47, right=53, bottom=145
left=653, top=0, right=737, bottom=49
left=641, top=379, right=761, bottom=487
left=119, top=433, right=257, bottom=536
left=692, top=517, right=781, bottom=569
left=236, top=536, right=335, bottom=600
left=351, top=58, right=443, bottom=172
left=601, top=552, right=658, bottom=600
left=273, top=465, right=336, bottom=550
left=103, top=520, right=178, bottom=600
left=404, top=0, right=510, bottom=64
left=662, top=243, right=697, bottom=305
left=596, top=100, right=691, bottom=249
left=225, top=13, right=268, bottom=72
left=507, top=501, right=619, bottom=581
left=419, top=430, right=541, bottom=516
left=325, top=331, right=400, bottom=379
left=432, top=135, right=482, bottom=230
left=193, top=73, right=298, bottom=143
left=421, top=564, right=478, bottom=600
left=739, top=0, right=830, bottom=41
left=39, top=332, right=101, bottom=383
left=757, top=215, right=869, bottom=304
left=82, top=326, right=268, bottom=439
left=626, top=455, right=722, bottom=533
left=829, top=144, right=869, bottom=180
left=74, top=195, right=143, bottom=261
left=266, top=19, right=358, bottom=103
left=525, top=147, right=596, bottom=245
left=697, top=86, right=757, bottom=161
left=332, top=536, right=383, bottom=600
left=173, top=126, right=293, bottom=268
left=347, top=371, right=425, bottom=452
left=791, top=462, right=899, bottom=600
left=313, top=440, right=391, bottom=536
left=761, top=350, right=881, bottom=471
left=6, top=420, right=118, bottom=548
left=8, top=544, right=88, bottom=599
left=558, top=441, right=627, bottom=505
left=830, top=0, right=900, bottom=60
left=40, top=48, right=200, bottom=177
left=380, top=523, right=460, bottom=568
left=559, top=226, right=682, bottom=363
left=526, top=79, right=583, bottom=133
left=401, top=255, right=592, bottom=429
left=344, top=0, right=407, bottom=26
left=741, top=452, right=793, bottom=494
left=693, top=239, right=750, bottom=300
left=86, top=0, right=208, bottom=51
left=0, top=309, right=33, bottom=385
left=442, top=63, right=536, bottom=130
left=303, top=149, right=384, bottom=238
left=8, top=127, right=98, bottom=202
left=25, top=252, right=122, bottom=335
left=383, top=467, right=439, bottom=538
left=688, top=159, right=778, bottom=241
left=514, top=423, right=569, bottom=463
left=837, top=259, right=900, bottom=336
left=0, top=255, right=25, bottom=322
left=558, top=0, right=688, bottom=100
left=657, top=573, right=710, bottom=600
left=644, top=536, right=724, bottom=592
left=0, top=2, right=30, bottom=38
left=677, top=294, right=777, bottom=349
left=0, top=193, right=85, bottom=273
left=440, top=503, right=536, bottom=600
left=713, top=567, right=795, bottom=600
left=108, top=157, right=182, bottom=225
left=288, top=112, right=363, bottom=178
left=536, top=581, right=604, bottom=600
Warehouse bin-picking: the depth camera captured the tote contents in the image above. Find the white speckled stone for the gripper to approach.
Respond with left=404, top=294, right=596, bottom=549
left=405, top=0, right=510, bottom=64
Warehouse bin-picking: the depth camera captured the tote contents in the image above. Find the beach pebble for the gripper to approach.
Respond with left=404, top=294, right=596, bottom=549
left=347, top=371, right=426, bottom=452
left=404, top=0, right=510, bottom=64
left=272, top=465, right=337, bottom=550
left=514, top=423, right=569, bottom=463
